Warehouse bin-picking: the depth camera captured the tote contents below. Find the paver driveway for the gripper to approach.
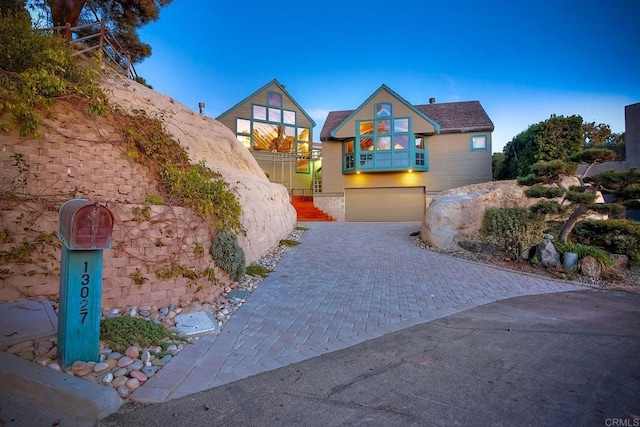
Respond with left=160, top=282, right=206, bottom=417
left=133, top=222, right=582, bottom=402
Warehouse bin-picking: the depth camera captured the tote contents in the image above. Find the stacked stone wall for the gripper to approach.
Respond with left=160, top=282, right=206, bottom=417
left=0, top=105, right=228, bottom=309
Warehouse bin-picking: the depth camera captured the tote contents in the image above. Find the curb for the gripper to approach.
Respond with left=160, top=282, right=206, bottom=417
left=0, top=350, right=124, bottom=422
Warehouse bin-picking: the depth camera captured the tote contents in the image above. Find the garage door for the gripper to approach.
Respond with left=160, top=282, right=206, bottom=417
left=345, top=187, right=425, bottom=221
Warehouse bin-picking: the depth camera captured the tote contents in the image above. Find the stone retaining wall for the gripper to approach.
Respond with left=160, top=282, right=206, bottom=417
left=0, top=105, right=228, bottom=308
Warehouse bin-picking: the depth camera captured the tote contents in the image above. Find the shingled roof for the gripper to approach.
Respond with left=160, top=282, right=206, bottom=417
left=320, top=100, right=494, bottom=141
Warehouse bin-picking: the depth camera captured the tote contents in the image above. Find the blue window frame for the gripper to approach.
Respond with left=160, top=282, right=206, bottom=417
left=343, top=103, right=428, bottom=173
left=471, top=134, right=488, bottom=151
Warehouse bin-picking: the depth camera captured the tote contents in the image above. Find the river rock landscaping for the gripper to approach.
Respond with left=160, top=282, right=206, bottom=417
left=2, top=228, right=305, bottom=399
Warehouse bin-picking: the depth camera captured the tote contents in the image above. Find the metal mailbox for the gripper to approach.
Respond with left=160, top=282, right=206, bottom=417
left=58, top=199, right=114, bottom=250
left=57, top=199, right=114, bottom=368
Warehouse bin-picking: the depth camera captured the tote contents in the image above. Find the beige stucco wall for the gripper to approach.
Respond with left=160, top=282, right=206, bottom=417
left=427, top=132, right=493, bottom=192
left=322, top=132, right=491, bottom=194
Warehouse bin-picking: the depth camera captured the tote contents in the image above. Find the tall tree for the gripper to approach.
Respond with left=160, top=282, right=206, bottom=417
left=497, top=115, right=584, bottom=180
left=583, top=121, right=625, bottom=161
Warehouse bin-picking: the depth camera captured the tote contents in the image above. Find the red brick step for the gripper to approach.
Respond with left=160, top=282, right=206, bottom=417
left=291, top=196, right=335, bottom=222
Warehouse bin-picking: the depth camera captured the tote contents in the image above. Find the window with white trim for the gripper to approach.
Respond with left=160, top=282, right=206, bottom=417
left=235, top=92, right=310, bottom=173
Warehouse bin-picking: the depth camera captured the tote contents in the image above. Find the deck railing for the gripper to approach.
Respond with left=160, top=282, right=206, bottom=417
left=52, top=20, right=137, bottom=80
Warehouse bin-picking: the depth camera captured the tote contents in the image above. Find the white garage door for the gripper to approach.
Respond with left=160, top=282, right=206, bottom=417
left=345, top=187, right=425, bottom=221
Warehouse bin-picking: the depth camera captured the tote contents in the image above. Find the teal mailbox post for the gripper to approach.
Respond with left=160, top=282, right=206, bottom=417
left=57, top=199, right=114, bottom=368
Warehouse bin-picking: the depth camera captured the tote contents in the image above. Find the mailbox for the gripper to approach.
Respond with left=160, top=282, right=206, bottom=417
left=57, top=199, right=114, bottom=368
left=58, top=199, right=114, bottom=250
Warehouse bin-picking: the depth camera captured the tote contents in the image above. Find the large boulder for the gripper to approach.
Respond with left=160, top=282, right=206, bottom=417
left=104, top=73, right=296, bottom=263
left=421, top=180, right=534, bottom=251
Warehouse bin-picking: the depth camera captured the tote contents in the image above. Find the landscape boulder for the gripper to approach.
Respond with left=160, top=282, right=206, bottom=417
left=420, top=180, right=534, bottom=252
left=535, top=239, right=560, bottom=268
left=581, top=256, right=603, bottom=280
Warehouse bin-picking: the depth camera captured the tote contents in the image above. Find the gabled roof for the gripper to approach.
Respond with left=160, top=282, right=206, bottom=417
left=414, top=101, right=494, bottom=134
left=320, top=90, right=494, bottom=141
left=216, top=79, right=316, bottom=126
left=327, top=84, right=440, bottom=140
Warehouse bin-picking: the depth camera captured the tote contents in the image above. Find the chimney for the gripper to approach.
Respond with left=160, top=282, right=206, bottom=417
left=429, top=97, right=436, bottom=104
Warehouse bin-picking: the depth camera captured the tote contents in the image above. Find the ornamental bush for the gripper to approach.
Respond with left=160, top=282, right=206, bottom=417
left=573, top=219, right=640, bottom=265
left=210, top=230, right=246, bottom=282
left=481, top=207, right=547, bottom=260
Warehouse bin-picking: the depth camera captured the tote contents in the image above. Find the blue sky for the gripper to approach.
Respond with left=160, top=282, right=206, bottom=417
left=136, top=0, right=639, bottom=153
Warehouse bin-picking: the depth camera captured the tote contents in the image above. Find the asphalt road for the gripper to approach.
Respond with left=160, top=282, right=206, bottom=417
left=98, top=288, right=640, bottom=427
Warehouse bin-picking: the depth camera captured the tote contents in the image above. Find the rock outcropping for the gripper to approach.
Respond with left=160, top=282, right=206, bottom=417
left=105, top=73, right=296, bottom=263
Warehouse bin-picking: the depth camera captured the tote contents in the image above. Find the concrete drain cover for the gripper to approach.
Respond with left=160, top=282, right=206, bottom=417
left=227, top=290, right=249, bottom=299
left=0, top=299, right=58, bottom=348
left=174, top=311, right=217, bottom=336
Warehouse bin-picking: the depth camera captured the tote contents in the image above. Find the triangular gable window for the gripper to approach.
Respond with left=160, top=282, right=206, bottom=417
left=343, top=102, right=428, bottom=174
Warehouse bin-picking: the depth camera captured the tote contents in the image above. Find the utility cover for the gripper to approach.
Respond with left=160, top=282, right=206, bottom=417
left=174, top=311, right=218, bottom=336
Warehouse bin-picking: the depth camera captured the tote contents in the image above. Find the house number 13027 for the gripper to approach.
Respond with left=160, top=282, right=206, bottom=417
left=79, top=261, right=90, bottom=324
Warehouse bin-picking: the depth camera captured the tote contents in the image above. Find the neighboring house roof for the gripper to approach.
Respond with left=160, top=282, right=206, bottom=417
left=320, top=98, right=494, bottom=141
left=576, top=161, right=631, bottom=176
left=216, top=78, right=316, bottom=127
left=320, top=110, right=352, bottom=141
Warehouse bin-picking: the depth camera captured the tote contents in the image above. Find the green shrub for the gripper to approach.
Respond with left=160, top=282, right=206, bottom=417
left=100, top=316, right=185, bottom=353
left=573, top=219, right=640, bottom=265
left=245, top=264, right=271, bottom=277
left=161, top=162, right=242, bottom=233
left=530, top=200, right=564, bottom=215
left=0, top=11, right=107, bottom=136
left=524, top=184, right=564, bottom=199
left=211, top=230, right=246, bottom=281
left=279, top=239, right=300, bottom=247
left=481, top=207, right=547, bottom=260
left=552, top=241, right=612, bottom=269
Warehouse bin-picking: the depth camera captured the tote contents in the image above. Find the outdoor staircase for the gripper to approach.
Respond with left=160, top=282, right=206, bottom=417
left=291, top=196, right=335, bottom=222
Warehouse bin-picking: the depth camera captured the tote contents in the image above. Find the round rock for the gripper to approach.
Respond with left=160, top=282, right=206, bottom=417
left=102, top=373, right=114, bottom=384
left=128, top=360, right=144, bottom=371
left=125, top=346, right=140, bottom=359
left=93, top=362, right=110, bottom=373
left=141, top=366, right=157, bottom=377
left=117, top=385, right=129, bottom=398
left=125, top=378, right=140, bottom=390
left=129, top=370, right=148, bottom=382
left=118, top=356, right=134, bottom=367
left=112, top=376, right=128, bottom=388
left=112, top=367, right=128, bottom=378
